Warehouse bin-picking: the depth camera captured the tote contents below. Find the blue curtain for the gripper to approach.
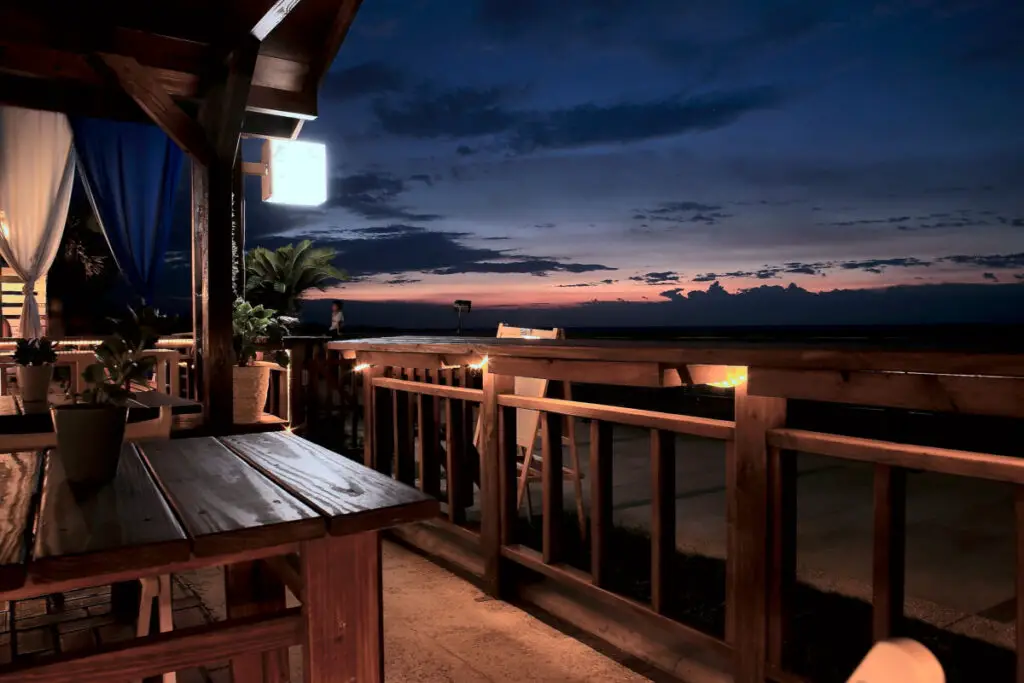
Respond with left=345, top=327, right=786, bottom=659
left=70, top=118, right=184, bottom=304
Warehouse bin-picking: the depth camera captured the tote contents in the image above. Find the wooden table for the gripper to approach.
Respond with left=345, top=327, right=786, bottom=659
left=0, top=432, right=438, bottom=682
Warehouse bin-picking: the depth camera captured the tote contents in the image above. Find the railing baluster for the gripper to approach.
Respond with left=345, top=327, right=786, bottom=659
left=651, top=428, right=676, bottom=614
left=417, top=373, right=441, bottom=498
left=872, top=463, right=906, bottom=641
left=362, top=366, right=383, bottom=467
left=542, top=410, right=564, bottom=564
left=767, top=446, right=797, bottom=668
left=725, top=439, right=736, bottom=645
left=446, top=395, right=467, bottom=525
left=500, top=404, right=519, bottom=547
left=372, top=376, right=394, bottom=476
left=590, top=420, right=613, bottom=588
left=394, top=373, right=415, bottom=485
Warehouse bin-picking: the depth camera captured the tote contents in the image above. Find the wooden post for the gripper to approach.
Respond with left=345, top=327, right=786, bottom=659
left=231, top=148, right=246, bottom=297
left=394, top=384, right=415, bottom=485
left=481, top=369, right=515, bottom=597
left=446, top=396, right=467, bottom=524
left=499, top=404, right=519, bottom=547
left=872, top=463, right=906, bottom=641
left=373, top=381, right=395, bottom=477
left=417, top=390, right=440, bottom=497
left=362, top=366, right=384, bottom=467
left=732, top=381, right=786, bottom=683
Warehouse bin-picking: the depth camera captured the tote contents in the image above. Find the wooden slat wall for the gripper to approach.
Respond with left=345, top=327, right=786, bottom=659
left=1, top=268, right=46, bottom=337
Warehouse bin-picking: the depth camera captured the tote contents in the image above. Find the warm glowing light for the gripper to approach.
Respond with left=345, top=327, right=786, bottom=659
left=262, top=139, right=327, bottom=206
left=521, top=335, right=541, bottom=340
left=353, top=363, right=372, bottom=372
left=707, top=374, right=748, bottom=388
left=468, top=356, right=488, bottom=371
left=285, top=349, right=292, bottom=425
left=439, top=363, right=462, bottom=370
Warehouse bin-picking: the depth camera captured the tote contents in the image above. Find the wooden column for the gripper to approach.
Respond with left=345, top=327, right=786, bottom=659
left=767, top=447, right=798, bottom=668
left=288, top=341, right=307, bottom=428
left=732, top=381, right=786, bottom=683
left=542, top=410, right=564, bottom=565
left=362, top=366, right=384, bottom=467
left=651, top=428, right=676, bottom=615
left=231, top=147, right=246, bottom=297
left=590, top=420, right=614, bottom=588
left=193, top=158, right=235, bottom=430
left=481, top=369, right=515, bottom=597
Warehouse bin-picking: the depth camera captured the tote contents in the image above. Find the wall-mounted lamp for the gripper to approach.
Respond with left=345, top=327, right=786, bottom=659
left=242, top=139, right=327, bottom=207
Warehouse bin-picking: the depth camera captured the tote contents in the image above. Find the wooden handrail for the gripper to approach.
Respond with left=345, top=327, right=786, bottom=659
left=372, top=376, right=483, bottom=402
left=768, top=428, right=1024, bottom=484
left=498, top=393, right=735, bottom=441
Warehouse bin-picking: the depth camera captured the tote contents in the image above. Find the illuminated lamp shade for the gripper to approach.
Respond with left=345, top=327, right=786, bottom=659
left=261, top=139, right=327, bottom=206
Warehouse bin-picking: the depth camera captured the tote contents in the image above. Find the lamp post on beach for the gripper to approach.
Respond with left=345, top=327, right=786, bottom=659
left=453, top=300, right=471, bottom=336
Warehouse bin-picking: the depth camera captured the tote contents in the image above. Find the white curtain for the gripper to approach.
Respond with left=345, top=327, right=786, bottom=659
left=0, top=106, right=75, bottom=338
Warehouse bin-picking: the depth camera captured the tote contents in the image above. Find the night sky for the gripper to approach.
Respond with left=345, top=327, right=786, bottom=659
left=163, top=0, right=1024, bottom=328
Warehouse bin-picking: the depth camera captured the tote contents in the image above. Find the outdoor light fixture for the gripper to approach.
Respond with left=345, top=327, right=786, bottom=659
left=353, top=363, right=372, bottom=372
left=258, top=138, right=327, bottom=206
left=453, top=300, right=472, bottom=336
left=686, top=365, right=747, bottom=388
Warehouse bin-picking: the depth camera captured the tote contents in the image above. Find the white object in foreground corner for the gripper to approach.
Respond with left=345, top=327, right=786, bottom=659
left=847, top=639, right=944, bottom=683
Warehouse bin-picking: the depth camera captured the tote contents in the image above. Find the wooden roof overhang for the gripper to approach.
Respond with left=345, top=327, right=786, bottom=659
left=0, top=0, right=362, bottom=161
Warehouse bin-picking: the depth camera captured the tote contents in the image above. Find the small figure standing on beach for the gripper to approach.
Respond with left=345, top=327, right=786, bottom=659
left=329, top=300, right=344, bottom=338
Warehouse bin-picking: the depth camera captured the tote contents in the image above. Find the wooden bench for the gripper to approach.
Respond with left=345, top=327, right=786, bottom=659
left=0, top=432, right=438, bottom=682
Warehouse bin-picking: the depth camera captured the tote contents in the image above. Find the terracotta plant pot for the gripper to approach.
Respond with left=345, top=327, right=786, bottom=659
left=233, top=362, right=273, bottom=424
left=51, top=404, right=128, bottom=487
left=16, top=364, right=53, bottom=403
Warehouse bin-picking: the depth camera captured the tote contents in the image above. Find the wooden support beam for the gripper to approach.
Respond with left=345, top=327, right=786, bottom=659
left=201, top=36, right=260, bottom=163
left=225, top=560, right=289, bottom=682
left=96, top=54, right=214, bottom=165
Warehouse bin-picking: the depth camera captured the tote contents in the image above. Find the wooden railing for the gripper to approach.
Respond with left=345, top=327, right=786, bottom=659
left=306, top=336, right=1024, bottom=683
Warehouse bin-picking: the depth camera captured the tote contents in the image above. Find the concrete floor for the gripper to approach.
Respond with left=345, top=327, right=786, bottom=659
left=175, top=542, right=648, bottom=683
left=519, top=422, right=1016, bottom=648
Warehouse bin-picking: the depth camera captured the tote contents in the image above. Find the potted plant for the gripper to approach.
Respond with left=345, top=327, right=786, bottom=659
left=52, top=312, right=157, bottom=487
left=233, top=298, right=291, bottom=424
left=12, top=338, right=58, bottom=403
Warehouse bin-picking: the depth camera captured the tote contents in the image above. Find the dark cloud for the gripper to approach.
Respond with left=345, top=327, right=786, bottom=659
left=384, top=277, right=422, bottom=285
left=629, top=271, right=681, bottom=285
left=534, top=223, right=556, bottom=229
left=692, top=268, right=782, bottom=282
left=323, top=61, right=406, bottom=101
left=372, top=84, right=785, bottom=152
left=456, top=145, right=477, bottom=156
left=838, top=257, right=932, bottom=272
left=329, top=172, right=442, bottom=222
left=557, top=278, right=617, bottom=288
left=508, top=88, right=785, bottom=153
left=659, top=288, right=685, bottom=301
left=983, top=272, right=999, bottom=282
left=313, top=225, right=615, bottom=279
left=649, top=201, right=722, bottom=214
left=941, top=252, right=1024, bottom=269
left=372, top=85, right=517, bottom=138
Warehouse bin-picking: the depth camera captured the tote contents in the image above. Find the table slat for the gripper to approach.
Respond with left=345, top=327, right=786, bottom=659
left=221, top=433, right=439, bottom=536
left=31, top=444, right=190, bottom=581
left=0, top=452, right=42, bottom=590
left=138, top=437, right=324, bottom=555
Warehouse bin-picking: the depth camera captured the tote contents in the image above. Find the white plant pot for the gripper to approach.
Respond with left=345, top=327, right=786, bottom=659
left=233, top=362, right=273, bottom=424
left=17, top=364, right=53, bottom=403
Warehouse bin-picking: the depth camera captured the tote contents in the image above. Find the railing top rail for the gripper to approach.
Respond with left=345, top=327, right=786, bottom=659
left=328, top=336, right=1024, bottom=377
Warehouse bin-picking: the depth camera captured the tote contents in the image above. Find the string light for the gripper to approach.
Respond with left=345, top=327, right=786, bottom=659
left=353, top=363, right=372, bottom=372
left=468, top=356, right=488, bottom=371
left=706, top=374, right=747, bottom=388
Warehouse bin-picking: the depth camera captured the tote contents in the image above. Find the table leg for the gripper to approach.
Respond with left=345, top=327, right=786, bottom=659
left=226, top=560, right=290, bottom=683
left=300, top=531, right=383, bottom=683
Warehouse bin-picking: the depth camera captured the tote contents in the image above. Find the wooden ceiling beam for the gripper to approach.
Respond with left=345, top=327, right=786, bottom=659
left=200, top=36, right=261, bottom=163
left=247, top=86, right=317, bottom=120
left=0, top=72, right=147, bottom=123
left=241, top=112, right=303, bottom=139
left=95, top=54, right=215, bottom=166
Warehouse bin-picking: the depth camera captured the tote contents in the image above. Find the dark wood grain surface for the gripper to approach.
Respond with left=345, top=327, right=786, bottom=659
left=138, top=437, right=324, bottom=555
left=0, top=452, right=42, bottom=590
left=128, top=391, right=203, bottom=415
left=221, top=432, right=437, bottom=536
left=0, top=395, right=162, bottom=435
left=31, top=444, right=190, bottom=581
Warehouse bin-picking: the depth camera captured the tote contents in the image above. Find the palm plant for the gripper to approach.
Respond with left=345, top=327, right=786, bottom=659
left=244, top=240, right=345, bottom=316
